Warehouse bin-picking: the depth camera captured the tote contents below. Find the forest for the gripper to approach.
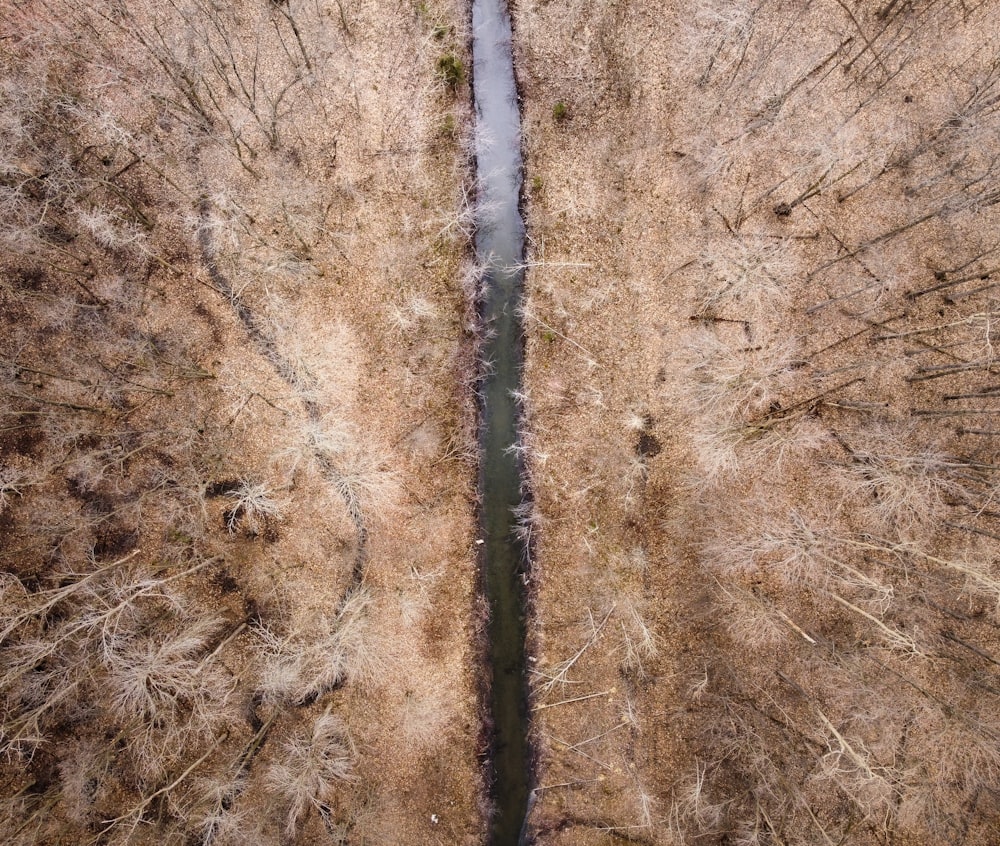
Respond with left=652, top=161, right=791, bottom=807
left=1, top=1, right=482, bottom=843
left=2, top=0, right=999, bottom=844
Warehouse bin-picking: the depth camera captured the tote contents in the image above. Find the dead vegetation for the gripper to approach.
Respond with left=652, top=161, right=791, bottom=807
left=0, top=0, right=481, bottom=843
left=516, top=0, right=1000, bottom=843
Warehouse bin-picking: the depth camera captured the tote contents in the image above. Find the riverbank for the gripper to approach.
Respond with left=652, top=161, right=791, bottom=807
left=0, top=1, right=483, bottom=842
left=514, top=1, right=1000, bottom=843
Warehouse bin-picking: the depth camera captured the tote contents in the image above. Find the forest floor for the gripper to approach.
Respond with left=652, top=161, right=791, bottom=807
left=5, top=0, right=1000, bottom=844
left=514, top=1, right=1000, bottom=844
left=0, top=1, right=484, bottom=843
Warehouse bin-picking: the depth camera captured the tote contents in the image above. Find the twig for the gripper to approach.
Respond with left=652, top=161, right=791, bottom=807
left=535, top=605, right=615, bottom=694
left=533, top=690, right=614, bottom=711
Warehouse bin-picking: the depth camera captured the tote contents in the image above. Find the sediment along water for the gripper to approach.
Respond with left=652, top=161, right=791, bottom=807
left=471, top=0, right=532, bottom=843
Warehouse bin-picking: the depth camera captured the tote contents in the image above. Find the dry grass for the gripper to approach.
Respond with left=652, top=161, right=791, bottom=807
left=0, top=0, right=480, bottom=841
left=517, top=0, right=1000, bottom=842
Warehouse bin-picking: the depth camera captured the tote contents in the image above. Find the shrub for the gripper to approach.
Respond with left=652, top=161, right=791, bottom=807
left=267, top=709, right=355, bottom=838
left=225, top=480, right=284, bottom=535
left=255, top=587, right=379, bottom=705
left=436, top=52, right=464, bottom=89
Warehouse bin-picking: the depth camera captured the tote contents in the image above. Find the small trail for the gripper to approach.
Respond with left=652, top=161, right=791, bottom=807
left=195, top=194, right=368, bottom=591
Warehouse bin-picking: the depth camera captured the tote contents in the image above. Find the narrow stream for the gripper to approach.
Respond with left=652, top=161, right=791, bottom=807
left=471, top=0, right=532, bottom=843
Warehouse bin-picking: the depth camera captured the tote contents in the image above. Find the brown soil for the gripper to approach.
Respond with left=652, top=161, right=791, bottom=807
left=5, top=1, right=1000, bottom=844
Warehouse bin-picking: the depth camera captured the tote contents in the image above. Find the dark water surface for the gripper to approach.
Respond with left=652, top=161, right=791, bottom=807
left=471, top=0, right=531, bottom=843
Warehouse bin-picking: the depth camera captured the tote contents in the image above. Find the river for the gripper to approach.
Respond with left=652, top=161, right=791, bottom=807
left=471, top=0, right=532, bottom=842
